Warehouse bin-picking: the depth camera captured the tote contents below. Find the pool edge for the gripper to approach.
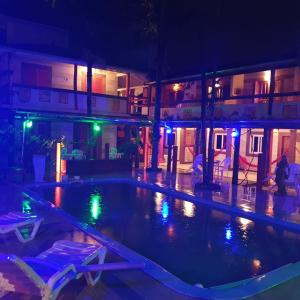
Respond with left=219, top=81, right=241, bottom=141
left=22, top=178, right=300, bottom=299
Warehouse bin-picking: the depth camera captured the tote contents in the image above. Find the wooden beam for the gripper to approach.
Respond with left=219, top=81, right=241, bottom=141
left=268, top=68, right=276, bottom=116
left=232, top=127, right=241, bottom=185
left=73, top=64, right=78, bottom=110
left=87, top=62, right=92, bottom=116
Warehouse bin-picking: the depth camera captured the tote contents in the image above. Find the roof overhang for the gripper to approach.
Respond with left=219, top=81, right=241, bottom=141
left=161, top=119, right=300, bottom=129
left=14, top=110, right=152, bottom=126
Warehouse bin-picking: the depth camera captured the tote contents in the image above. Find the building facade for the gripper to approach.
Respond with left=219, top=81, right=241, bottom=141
left=1, top=14, right=300, bottom=184
left=147, top=61, right=300, bottom=183
left=0, top=15, right=150, bottom=174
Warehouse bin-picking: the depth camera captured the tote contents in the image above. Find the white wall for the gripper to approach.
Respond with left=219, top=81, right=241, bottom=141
left=11, top=53, right=74, bottom=90
left=101, top=125, right=117, bottom=155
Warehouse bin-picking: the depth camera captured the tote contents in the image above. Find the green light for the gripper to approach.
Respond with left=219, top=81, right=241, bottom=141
left=90, top=193, right=102, bottom=221
left=22, top=200, right=32, bottom=214
left=25, top=120, right=33, bottom=128
left=93, top=123, right=101, bottom=132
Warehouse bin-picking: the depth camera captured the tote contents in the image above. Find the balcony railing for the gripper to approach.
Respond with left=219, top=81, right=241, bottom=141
left=128, top=95, right=149, bottom=116
left=0, top=84, right=139, bottom=117
left=157, top=91, right=300, bottom=121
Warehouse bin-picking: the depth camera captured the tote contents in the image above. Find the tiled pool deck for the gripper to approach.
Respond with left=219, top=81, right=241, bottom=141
left=2, top=170, right=300, bottom=299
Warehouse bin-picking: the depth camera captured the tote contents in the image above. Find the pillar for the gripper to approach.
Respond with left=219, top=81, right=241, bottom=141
left=74, top=64, right=78, bottom=110
left=268, top=68, right=275, bottom=116
left=179, top=128, right=186, bottom=163
left=126, top=73, right=131, bottom=114
left=195, top=127, right=201, bottom=156
left=226, top=128, right=232, bottom=158
left=150, top=80, right=162, bottom=171
left=87, top=62, right=92, bottom=116
left=257, top=128, right=271, bottom=189
left=232, top=127, right=241, bottom=186
left=290, top=129, right=297, bottom=164
left=200, top=74, right=207, bottom=181
left=144, top=127, right=150, bottom=169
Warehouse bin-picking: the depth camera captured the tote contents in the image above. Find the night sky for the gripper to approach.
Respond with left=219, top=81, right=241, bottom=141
left=0, top=0, right=300, bottom=78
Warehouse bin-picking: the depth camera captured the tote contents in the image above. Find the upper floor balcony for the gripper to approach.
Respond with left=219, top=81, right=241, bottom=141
left=0, top=48, right=150, bottom=118
left=150, top=62, right=300, bottom=122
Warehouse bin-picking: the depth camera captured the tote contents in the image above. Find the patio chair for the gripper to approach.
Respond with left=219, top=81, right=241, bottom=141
left=0, top=212, right=43, bottom=243
left=192, top=154, right=203, bottom=176
left=109, top=147, right=118, bottom=159
left=286, top=163, right=300, bottom=196
left=71, top=149, right=84, bottom=160
left=0, top=240, right=144, bottom=300
left=217, top=157, right=231, bottom=181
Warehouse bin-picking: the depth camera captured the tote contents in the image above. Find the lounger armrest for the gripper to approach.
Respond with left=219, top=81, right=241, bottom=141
left=76, top=262, right=145, bottom=273
left=47, top=264, right=76, bottom=291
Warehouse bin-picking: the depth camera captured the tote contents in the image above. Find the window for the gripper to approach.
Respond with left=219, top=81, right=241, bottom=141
left=249, top=135, right=263, bottom=154
left=214, top=133, right=227, bottom=150
left=254, top=80, right=269, bottom=103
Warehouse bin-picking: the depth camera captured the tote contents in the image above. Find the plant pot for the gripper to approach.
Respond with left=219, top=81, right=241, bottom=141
left=33, top=154, right=46, bottom=183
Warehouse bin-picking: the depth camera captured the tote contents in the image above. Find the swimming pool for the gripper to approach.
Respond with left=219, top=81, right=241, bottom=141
left=37, top=182, right=300, bottom=288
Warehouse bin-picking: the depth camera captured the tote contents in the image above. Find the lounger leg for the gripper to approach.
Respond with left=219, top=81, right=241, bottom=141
left=84, top=247, right=107, bottom=286
left=14, top=219, right=42, bottom=243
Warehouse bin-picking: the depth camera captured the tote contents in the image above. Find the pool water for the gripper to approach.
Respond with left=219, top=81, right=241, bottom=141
left=38, top=183, right=300, bottom=287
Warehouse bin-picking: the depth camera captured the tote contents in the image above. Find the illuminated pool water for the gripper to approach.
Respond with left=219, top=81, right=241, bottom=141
left=38, top=183, right=300, bottom=287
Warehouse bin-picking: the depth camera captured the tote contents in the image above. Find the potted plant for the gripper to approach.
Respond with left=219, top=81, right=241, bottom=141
left=25, top=135, right=55, bottom=182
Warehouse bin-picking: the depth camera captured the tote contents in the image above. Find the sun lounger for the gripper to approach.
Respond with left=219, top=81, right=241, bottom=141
left=0, top=240, right=145, bottom=300
left=0, top=212, right=43, bottom=243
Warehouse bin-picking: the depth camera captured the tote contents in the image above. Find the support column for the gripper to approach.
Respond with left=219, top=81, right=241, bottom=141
left=126, top=73, right=131, bottom=114
left=158, top=127, right=165, bottom=163
left=195, top=127, right=200, bottom=156
left=167, top=132, right=175, bottom=172
left=144, top=127, right=150, bottom=169
left=257, top=128, right=271, bottom=189
left=179, top=128, right=186, bottom=163
left=150, top=81, right=162, bottom=170
left=207, top=76, right=216, bottom=183
left=290, top=129, right=297, bottom=164
left=263, top=128, right=271, bottom=175
left=226, top=128, right=232, bottom=158
left=268, top=68, right=275, bottom=116
left=74, top=64, right=78, bottom=110
left=200, top=74, right=207, bottom=181
left=87, top=62, right=92, bottom=116
left=232, top=127, right=241, bottom=186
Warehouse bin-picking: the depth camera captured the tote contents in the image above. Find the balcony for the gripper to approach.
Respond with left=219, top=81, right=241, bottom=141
left=0, top=84, right=149, bottom=117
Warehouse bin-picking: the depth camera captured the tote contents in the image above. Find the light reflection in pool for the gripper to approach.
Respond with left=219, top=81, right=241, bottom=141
left=225, top=223, right=233, bottom=241
left=183, top=200, right=196, bottom=218
left=89, top=192, right=102, bottom=224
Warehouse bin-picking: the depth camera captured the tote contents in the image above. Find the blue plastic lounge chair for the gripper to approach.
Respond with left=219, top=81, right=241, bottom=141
left=0, top=212, right=43, bottom=243
left=0, top=240, right=144, bottom=300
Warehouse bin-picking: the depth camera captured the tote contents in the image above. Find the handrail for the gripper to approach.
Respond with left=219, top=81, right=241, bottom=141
left=12, top=83, right=128, bottom=101
left=164, top=90, right=300, bottom=106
